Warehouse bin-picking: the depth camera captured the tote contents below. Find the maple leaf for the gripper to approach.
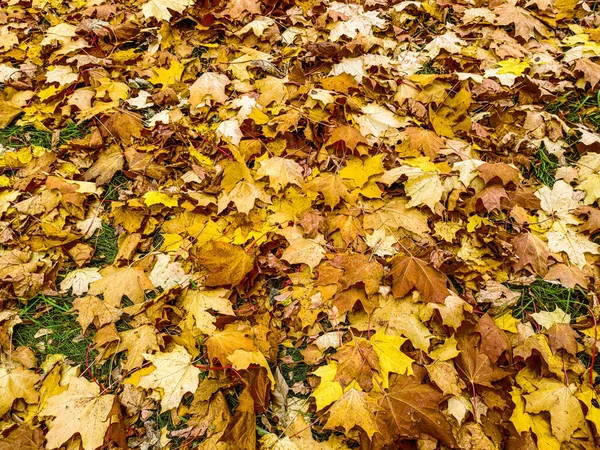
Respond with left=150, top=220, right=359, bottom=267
left=228, top=349, right=275, bottom=386
left=332, top=339, right=380, bottom=391
left=524, top=378, right=587, bottom=443
left=327, top=2, right=385, bottom=42
left=324, top=125, right=368, bottom=153
left=356, top=104, right=406, bottom=139
left=218, top=387, right=256, bottom=450
left=535, top=180, right=579, bottom=224
left=389, top=255, right=450, bottom=303
left=574, top=59, right=600, bottom=89
left=181, top=288, right=234, bottom=334
left=0, top=425, right=44, bottom=450
left=117, top=325, right=161, bottom=371
left=546, top=223, right=599, bottom=269
left=493, top=1, right=549, bottom=40
left=363, top=198, right=430, bottom=237
left=83, top=145, right=124, bottom=186
left=455, top=333, right=509, bottom=388
left=324, top=388, right=379, bottom=438
left=137, top=345, right=200, bottom=411
left=305, top=173, right=357, bottom=209
left=0, top=365, right=39, bottom=416
left=405, top=172, right=444, bottom=210
left=312, top=362, right=344, bottom=411
left=478, top=162, right=521, bottom=186
left=103, top=111, right=143, bottom=144
left=397, top=127, right=445, bottom=158
left=327, top=253, right=384, bottom=295
left=144, top=191, right=179, bottom=208
left=194, top=241, right=254, bottom=286
left=72, top=295, right=122, bottom=333
left=575, top=385, right=600, bottom=434
left=189, top=72, right=231, bottom=108
left=60, top=268, right=102, bottom=296
left=280, top=235, right=325, bottom=270
left=222, top=0, right=261, bottom=19
left=218, top=179, right=271, bottom=214
left=544, top=263, right=589, bottom=289
left=376, top=376, right=456, bottom=447
left=205, top=328, right=256, bottom=364
left=365, top=228, right=397, bottom=257
left=370, top=330, right=414, bottom=388
left=339, top=155, right=384, bottom=188
left=40, top=376, right=116, bottom=450
left=142, top=0, right=193, bottom=21
left=256, top=157, right=304, bottom=192
left=512, top=232, right=549, bottom=276
left=149, top=253, right=190, bottom=289
left=530, top=307, right=570, bottom=330
left=88, top=266, right=154, bottom=306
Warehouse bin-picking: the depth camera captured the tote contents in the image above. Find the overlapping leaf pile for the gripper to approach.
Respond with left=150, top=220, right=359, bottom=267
left=2, top=0, right=600, bottom=448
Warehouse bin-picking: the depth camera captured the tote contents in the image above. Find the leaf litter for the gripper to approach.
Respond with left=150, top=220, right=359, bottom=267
left=1, top=0, right=600, bottom=449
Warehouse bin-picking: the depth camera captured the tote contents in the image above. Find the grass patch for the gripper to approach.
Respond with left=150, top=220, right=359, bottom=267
left=103, top=172, right=130, bottom=202
left=12, top=295, right=90, bottom=365
left=417, top=60, right=441, bottom=75
left=546, top=91, right=600, bottom=131
left=530, top=147, right=558, bottom=187
left=279, top=345, right=312, bottom=388
left=12, top=294, right=132, bottom=386
left=0, top=122, right=87, bottom=149
left=509, top=279, right=587, bottom=320
left=90, top=223, right=119, bottom=267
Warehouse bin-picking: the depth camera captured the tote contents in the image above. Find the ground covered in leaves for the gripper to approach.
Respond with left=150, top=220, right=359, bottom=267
left=2, top=0, right=600, bottom=449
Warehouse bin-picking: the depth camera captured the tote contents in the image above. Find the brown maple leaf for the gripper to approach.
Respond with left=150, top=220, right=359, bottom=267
left=397, top=127, right=445, bottom=159
left=455, top=331, right=509, bottom=388
left=374, top=376, right=456, bottom=448
left=478, top=162, right=520, bottom=187
left=332, top=340, right=381, bottom=391
left=389, top=255, right=450, bottom=303
left=512, top=232, right=549, bottom=276
left=493, top=2, right=549, bottom=41
left=328, top=254, right=384, bottom=295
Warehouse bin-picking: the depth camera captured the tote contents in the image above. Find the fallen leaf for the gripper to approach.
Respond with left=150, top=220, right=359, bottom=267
left=40, top=376, right=116, bottom=450
left=324, top=388, right=379, bottom=438
left=389, top=255, right=450, bottom=303
left=376, top=376, right=456, bottom=447
left=524, top=378, right=587, bottom=443
left=0, top=365, right=39, bottom=416
left=194, top=241, right=254, bottom=286
left=89, top=266, right=154, bottom=306
left=60, top=268, right=102, bottom=296
left=137, top=345, right=200, bottom=411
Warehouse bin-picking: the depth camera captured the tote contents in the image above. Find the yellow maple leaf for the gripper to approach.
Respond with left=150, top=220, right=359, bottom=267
left=256, top=157, right=304, bottom=192
left=182, top=288, right=234, bottom=334
left=0, top=365, right=39, bottom=416
left=142, top=0, right=193, bottom=21
left=339, top=155, right=384, bottom=188
left=370, top=330, right=414, bottom=389
left=311, top=361, right=344, bottom=411
left=40, top=376, right=116, bottom=450
left=524, top=378, right=588, bottom=443
left=144, top=191, right=180, bottom=208
left=88, top=266, right=154, bottom=306
left=323, top=388, right=379, bottom=438
left=227, top=349, right=275, bottom=386
left=136, top=345, right=200, bottom=411
left=149, top=59, right=185, bottom=86
left=497, top=58, right=531, bottom=75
